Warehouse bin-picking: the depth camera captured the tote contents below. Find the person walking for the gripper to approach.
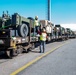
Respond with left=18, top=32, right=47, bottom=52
left=39, top=28, right=47, bottom=53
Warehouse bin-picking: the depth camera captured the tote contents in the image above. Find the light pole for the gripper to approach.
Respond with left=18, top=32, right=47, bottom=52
left=48, top=0, right=50, bottom=21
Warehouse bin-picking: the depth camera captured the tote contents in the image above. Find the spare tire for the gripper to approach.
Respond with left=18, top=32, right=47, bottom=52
left=17, top=24, right=28, bottom=37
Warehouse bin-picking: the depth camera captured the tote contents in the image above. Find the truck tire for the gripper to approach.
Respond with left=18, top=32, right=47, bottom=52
left=17, top=24, right=28, bottom=37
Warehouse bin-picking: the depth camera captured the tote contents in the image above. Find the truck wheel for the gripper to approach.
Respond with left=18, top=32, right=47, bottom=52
left=31, top=43, right=35, bottom=49
left=17, top=24, right=28, bottom=37
left=6, top=49, right=13, bottom=59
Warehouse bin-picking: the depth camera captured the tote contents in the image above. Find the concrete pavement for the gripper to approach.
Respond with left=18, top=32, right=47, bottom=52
left=0, top=39, right=75, bottom=75
left=17, top=39, right=76, bottom=75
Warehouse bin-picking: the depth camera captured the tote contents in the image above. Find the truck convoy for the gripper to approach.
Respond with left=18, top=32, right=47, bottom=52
left=0, top=12, right=76, bottom=58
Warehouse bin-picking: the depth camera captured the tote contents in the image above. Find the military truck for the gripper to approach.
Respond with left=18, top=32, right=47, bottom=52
left=0, top=12, right=39, bottom=58
left=55, top=25, right=66, bottom=40
left=66, top=28, right=71, bottom=38
left=66, top=28, right=76, bottom=38
left=40, top=20, right=54, bottom=42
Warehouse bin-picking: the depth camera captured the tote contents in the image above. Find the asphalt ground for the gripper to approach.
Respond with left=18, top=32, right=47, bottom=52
left=17, top=39, right=76, bottom=75
left=0, top=39, right=75, bottom=75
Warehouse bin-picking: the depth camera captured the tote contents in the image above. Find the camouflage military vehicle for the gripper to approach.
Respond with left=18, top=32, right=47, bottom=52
left=40, top=20, right=53, bottom=41
left=55, top=25, right=66, bottom=40
left=0, top=12, right=39, bottom=58
left=66, top=28, right=76, bottom=38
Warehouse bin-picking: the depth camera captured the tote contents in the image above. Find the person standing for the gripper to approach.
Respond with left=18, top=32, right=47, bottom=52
left=39, top=28, right=47, bottom=53
left=33, top=16, right=40, bottom=36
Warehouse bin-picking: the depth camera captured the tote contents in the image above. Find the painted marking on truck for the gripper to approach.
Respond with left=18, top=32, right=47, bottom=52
left=10, top=42, right=69, bottom=75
